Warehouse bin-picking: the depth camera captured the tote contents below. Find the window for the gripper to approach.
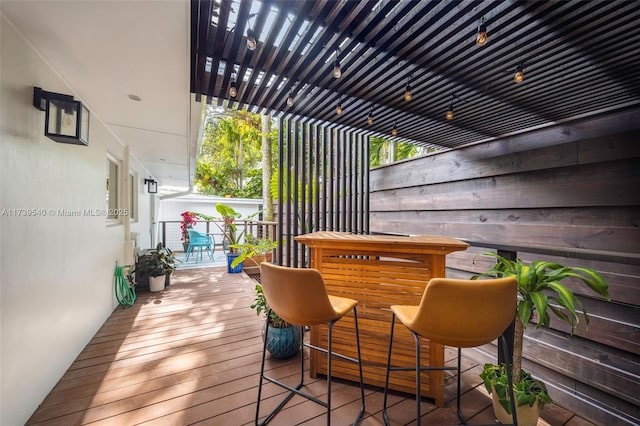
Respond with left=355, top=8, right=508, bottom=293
left=106, top=157, right=119, bottom=220
left=129, top=173, right=138, bottom=222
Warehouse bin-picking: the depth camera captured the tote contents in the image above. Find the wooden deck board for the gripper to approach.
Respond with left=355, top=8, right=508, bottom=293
left=27, top=267, right=593, bottom=426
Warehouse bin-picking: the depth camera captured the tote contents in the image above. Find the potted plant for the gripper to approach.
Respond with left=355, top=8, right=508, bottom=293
left=250, top=283, right=301, bottom=359
left=180, top=211, right=198, bottom=252
left=472, top=253, right=610, bottom=425
left=134, top=242, right=177, bottom=292
left=211, top=203, right=261, bottom=273
left=229, top=234, right=278, bottom=275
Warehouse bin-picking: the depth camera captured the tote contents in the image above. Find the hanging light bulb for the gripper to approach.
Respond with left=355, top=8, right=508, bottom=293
left=229, top=80, right=237, bottom=97
left=404, top=82, right=412, bottom=102
left=476, top=17, right=488, bottom=46
left=445, top=108, right=454, bottom=120
left=63, top=109, right=73, bottom=126
left=367, top=109, right=374, bottom=125
left=247, top=28, right=257, bottom=51
left=287, top=90, right=294, bottom=107
left=332, top=50, right=341, bottom=78
left=514, top=65, right=524, bottom=83
left=333, top=59, right=341, bottom=78
left=391, top=122, right=398, bottom=136
left=336, top=100, right=343, bottom=115
left=445, top=97, right=454, bottom=120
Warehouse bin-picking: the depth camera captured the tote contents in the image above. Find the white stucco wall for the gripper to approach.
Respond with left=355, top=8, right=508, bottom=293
left=0, top=16, right=153, bottom=425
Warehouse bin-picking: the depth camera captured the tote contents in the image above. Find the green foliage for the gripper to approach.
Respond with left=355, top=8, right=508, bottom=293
left=195, top=109, right=266, bottom=197
left=250, top=283, right=290, bottom=328
left=229, top=234, right=278, bottom=268
left=134, top=243, right=177, bottom=278
left=473, top=252, right=609, bottom=410
left=472, top=252, right=610, bottom=332
left=480, top=364, right=552, bottom=412
left=369, top=136, right=421, bottom=167
left=201, top=203, right=261, bottom=253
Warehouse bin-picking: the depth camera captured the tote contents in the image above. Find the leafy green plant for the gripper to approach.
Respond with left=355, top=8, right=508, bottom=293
left=230, top=234, right=278, bottom=268
left=250, top=283, right=290, bottom=328
left=480, top=364, right=551, bottom=414
left=134, top=242, right=177, bottom=278
left=472, top=252, right=610, bottom=412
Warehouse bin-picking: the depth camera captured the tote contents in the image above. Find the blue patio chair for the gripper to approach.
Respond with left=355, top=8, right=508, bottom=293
left=185, top=229, right=214, bottom=263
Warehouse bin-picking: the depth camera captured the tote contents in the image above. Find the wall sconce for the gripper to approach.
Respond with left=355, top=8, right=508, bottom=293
left=144, top=178, right=158, bottom=194
left=33, top=87, right=89, bottom=145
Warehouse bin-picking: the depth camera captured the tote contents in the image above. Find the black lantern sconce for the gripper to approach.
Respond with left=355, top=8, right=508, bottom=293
left=33, top=87, right=89, bottom=146
left=144, top=178, right=158, bottom=194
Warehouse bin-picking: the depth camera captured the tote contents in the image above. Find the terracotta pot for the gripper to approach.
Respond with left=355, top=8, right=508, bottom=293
left=491, top=385, right=541, bottom=426
left=243, top=254, right=267, bottom=275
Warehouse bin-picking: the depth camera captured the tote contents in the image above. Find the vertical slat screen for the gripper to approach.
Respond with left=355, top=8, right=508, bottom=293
left=276, top=115, right=370, bottom=267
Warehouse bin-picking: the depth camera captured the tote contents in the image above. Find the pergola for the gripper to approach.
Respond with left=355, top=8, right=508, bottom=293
left=191, top=0, right=640, bottom=150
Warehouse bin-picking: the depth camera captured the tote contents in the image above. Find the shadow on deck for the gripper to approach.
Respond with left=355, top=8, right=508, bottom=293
left=27, top=268, right=593, bottom=425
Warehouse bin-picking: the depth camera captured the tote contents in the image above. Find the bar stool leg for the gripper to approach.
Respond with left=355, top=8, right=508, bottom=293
left=412, top=331, right=422, bottom=426
left=382, top=314, right=396, bottom=426
left=353, top=307, right=366, bottom=423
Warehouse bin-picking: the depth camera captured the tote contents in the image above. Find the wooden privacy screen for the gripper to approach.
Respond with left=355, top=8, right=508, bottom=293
left=296, top=231, right=468, bottom=406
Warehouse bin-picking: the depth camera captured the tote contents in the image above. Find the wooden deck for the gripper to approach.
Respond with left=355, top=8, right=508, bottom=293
left=27, top=268, right=595, bottom=425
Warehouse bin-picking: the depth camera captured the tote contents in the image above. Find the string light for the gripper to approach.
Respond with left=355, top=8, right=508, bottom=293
left=404, top=79, right=412, bottom=102
left=391, top=121, right=398, bottom=136
left=445, top=95, right=455, bottom=120
left=333, top=49, right=341, bottom=78
left=514, top=65, right=524, bottom=83
left=336, top=97, right=343, bottom=115
left=247, top=28, right=257, bottom=51
left=287, top=89, right=294, bottom=107
left=367, top=108, right=374, bottom=124
left=476, top=17, right=488, bottom=46
left=229, top=80, right=237, bottom=97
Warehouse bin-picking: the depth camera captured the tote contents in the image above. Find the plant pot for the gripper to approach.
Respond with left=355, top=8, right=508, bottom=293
left=226, top=253, right=243, bottom=273
left=242, top=254, right=267, bottom=275
left=491, top=384, right=541, bottom=426
left=149, top=275, right=165, bottom=292
left=263, top=323, right=301, bottom=359
left=182, top=242, right=189, bottom=252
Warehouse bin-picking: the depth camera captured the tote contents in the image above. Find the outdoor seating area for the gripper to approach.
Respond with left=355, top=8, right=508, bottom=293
left=27, top=267, right=596, bottom=425
left=2, top=1, right=638, bottom=424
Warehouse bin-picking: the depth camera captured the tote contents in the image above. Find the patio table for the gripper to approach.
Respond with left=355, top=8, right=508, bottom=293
left=295, top=231, right=468, bottom=406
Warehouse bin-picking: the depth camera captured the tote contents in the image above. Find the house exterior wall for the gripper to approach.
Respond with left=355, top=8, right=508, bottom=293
left=369, top=109, right=640, bottom=425
left=0, top=16, right=153, bottom=425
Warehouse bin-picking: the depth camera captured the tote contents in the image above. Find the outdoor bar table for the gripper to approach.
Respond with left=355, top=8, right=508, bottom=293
left=295, top=231, right=469, bottom=406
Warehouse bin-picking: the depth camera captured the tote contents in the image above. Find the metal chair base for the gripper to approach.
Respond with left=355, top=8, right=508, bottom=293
left=255, top=308, right=366, bottom=426
left=382, top=314, right=518, bottom=425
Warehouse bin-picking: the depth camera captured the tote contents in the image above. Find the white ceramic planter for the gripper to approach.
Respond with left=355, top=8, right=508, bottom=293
left=491, top=388, right=541, bottom=426
left=149, top=275, right=165, bottom=292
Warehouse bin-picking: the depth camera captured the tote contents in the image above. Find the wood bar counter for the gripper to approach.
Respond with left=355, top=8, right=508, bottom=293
left=295, top=231, right=469, bottom=406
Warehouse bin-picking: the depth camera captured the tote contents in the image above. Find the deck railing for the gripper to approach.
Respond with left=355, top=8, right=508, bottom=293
left=158, top=220, right=278, bottom=253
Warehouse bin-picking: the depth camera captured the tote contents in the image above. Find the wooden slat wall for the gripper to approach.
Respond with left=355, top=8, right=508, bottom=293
left=277, top=115, right=370, bottom=267
left=369, top=109, right=640, bottom=426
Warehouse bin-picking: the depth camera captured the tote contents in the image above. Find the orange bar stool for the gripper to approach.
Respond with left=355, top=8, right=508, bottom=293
left=256, top=263, right=366, bottom=426
left=382, top=277, right=518, bottom=425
